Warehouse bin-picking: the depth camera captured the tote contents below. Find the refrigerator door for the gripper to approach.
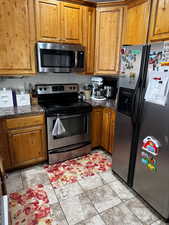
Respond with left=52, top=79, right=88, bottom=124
left=112, top=45, right=147, bottom=185
left=133, top=42, right=169, bottom=219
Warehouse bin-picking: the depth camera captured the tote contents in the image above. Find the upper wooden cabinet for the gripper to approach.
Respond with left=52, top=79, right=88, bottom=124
left=0, top=0, right=35, bottom=75
left=149, top=0, right=169, bottom=41
left=83, top=6, right=96, bottom=74
left=35, top=0, right=61, bottom=42
left=123, top=0, right=151, bottom=45
left=35, top=0, right=83, bottom=44
left=95, top=6, right=124, bottom=75
left=61, top=2, right=83, bottom=44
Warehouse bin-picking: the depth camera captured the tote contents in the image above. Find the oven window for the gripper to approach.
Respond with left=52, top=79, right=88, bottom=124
left=40, top=49, right=75, bottom=68
left=52, top=114, right=87, bottom=139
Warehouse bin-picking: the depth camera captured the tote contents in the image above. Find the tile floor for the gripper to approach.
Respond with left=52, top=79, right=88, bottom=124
left=6, top=150, right=168, bottom=225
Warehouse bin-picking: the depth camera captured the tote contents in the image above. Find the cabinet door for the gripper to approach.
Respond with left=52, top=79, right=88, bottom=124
left=0, top=0, right=35, bottom=75
left=91, top=108, right=103, bottom=148
left=108, top=111, right=116, bottom=154
left=61, top=2, right=83, bottom=44
left=8, top=126, right=47, bottom=168
left=83, top=7, right=96, bottom=74
left=101, top=108, right=112, bottom=151
left=149, top=0, right=169, bottom=41
left=35, top=0, right=61, bottom=42
left=95, top=7, right=123, bottom=75
left=123, top=0, right=150, bottom=45
left=0, top=120, right=11, bottom=170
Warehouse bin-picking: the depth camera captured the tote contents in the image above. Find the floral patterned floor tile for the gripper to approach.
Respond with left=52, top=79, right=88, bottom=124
left=44, top=152, right=112, bottom=189
left=9, top=184, right=53, bottom=225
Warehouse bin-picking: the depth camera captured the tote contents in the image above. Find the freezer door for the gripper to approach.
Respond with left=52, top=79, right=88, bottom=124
left=133, top=42, right=169, bottom=219
left=112, top=45, right=145, bottom=184
left=133, top=101, right=169, bottom=219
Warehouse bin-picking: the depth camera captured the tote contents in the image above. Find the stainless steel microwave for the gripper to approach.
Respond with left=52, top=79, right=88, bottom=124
left=37, top=42, right=85, bottom=73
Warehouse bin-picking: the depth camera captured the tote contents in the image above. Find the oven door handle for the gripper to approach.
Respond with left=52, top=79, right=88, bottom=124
left=49, top=113, right=87, bottom=120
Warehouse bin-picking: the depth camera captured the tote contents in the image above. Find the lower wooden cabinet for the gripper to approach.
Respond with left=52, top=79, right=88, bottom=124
left=91, top=107, right=116, bottom=154
left=8, top=125, right=46, bottom=168
left=0, top=113, right=47, bottom=170
left=91, top=107, right=103, bottom=148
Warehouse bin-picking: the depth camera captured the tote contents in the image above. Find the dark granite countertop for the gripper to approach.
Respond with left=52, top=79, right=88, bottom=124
left=85, top=98, right=116, bottom=110
left=0, top=104, right=44, bottom=119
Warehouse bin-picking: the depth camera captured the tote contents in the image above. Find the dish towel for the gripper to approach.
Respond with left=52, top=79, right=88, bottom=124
left=52, top=117, right=66, bottom=136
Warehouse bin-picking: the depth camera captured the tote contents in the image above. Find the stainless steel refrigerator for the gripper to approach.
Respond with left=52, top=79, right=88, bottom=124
left=112, top=42, right=169, bottom=220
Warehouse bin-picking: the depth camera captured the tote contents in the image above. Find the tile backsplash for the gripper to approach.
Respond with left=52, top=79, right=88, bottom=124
left=0, top=73, right=92, bottom=91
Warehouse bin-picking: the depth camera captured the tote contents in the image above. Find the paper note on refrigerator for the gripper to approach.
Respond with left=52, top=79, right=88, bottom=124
left=145, top=71, right=169, bottom=106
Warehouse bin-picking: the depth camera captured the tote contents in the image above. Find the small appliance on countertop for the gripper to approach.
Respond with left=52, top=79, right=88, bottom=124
left=36, top=83, right=92, bottom=164
left=91, top=77, right=106, bottom=101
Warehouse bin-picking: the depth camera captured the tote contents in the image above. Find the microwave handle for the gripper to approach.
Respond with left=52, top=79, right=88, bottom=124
left=75, top=51, right=78, bottom=68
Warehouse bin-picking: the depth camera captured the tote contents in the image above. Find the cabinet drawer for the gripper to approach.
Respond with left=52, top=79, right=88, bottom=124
left=6, top=114, right=44, bottom=129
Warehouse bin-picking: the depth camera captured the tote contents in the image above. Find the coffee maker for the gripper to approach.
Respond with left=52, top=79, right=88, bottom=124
left=91, top=77, right=106, bottom=100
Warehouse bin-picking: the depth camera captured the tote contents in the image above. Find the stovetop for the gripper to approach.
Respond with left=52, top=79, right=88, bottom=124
left=40, top=101, right=92, bottom=116
left=36, top=84, right=92, bottom=116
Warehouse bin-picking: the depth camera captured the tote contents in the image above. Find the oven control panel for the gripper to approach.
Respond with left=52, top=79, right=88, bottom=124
left=36, top=84, right=79, bottom=95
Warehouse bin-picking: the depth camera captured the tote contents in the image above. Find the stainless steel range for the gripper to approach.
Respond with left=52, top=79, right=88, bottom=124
left=36, top=84, right=92, bottom=164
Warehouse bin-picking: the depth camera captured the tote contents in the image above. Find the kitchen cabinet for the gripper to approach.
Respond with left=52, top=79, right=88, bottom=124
left=83, top=6, right=96, bottom=74
left=35, top=0, right=83, bottom=44
left=1, top=114, right=47, bottom=169
left=91, top=107, right=116, bottom=154
left=0, top=120, right=11, bottom=170
left=123, top=0, right=150, bottom=45
left=35, top=0, right=61, bottom=42
left=91, top=107, right=103, bottom=148
left=101, top=108, right=116, bottom=154
left=95, top=6, right=124, bottom=75
left=149, top=0, right=169, bottom=41
left=61, top=2, right=83, bottom=44
left=0, top=0, right=35, bottom=75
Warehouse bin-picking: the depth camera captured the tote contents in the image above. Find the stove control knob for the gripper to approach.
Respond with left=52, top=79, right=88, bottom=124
left=44, top=88, right=47, bottom=91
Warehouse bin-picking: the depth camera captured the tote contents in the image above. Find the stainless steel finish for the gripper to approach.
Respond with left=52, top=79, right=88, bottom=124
left=47, top=114, right=90, bottom=150
left=112, top=45, right=144, bottom=183
left=133, top=42, right=169, bottom=219
left=75, top=51, right=78, bottom=68
left=112, top=113, right=133, bottom=182
left=36, top=84, right=78, bottom=95
left=1, top=195, right=9, bottom=225
left=37, top=42, right=85, bottom=51
left=48, top=143, right=91, bottom=164
left=134, top=100, right=169, bottom=218
left=104, top=86, right=114, bottom=98
left=37, top=42, right=85, bottom=73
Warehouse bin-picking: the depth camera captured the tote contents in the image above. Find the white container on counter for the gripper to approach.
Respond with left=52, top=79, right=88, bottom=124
left=0, top=88, right=13, bottom=108
left=16, top=92, right=30, bottom=106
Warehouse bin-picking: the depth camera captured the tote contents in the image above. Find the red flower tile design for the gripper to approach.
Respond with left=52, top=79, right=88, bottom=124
left=9, top=184, right=53, bottom=225
left=44, top=152, right=112, bottom=188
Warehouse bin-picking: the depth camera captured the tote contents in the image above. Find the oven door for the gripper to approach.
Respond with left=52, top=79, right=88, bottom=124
left=47, top=113, right=90, bottom=150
